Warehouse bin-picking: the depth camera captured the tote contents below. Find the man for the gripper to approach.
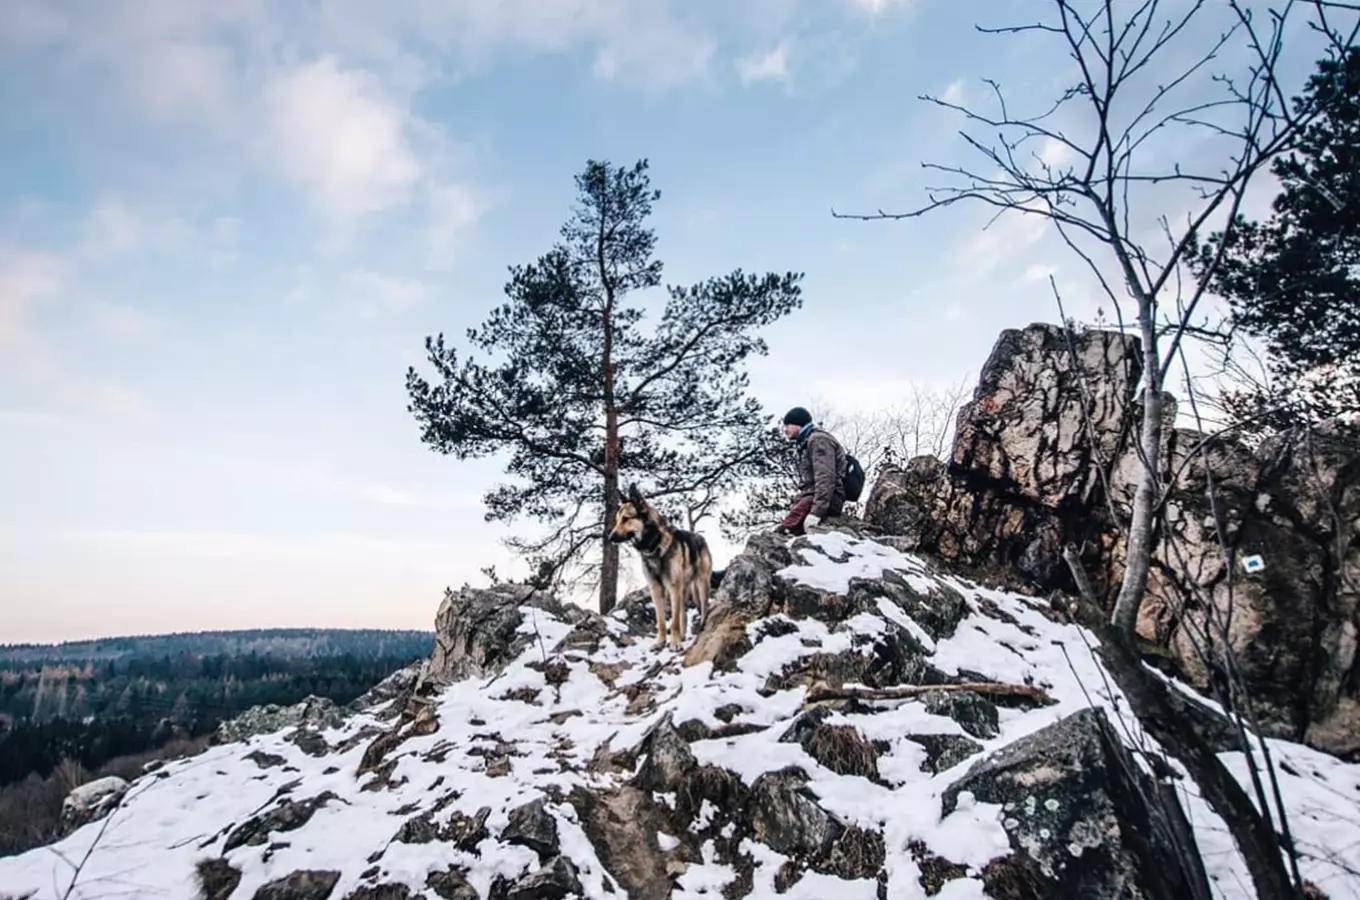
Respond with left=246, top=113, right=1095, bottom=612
left=776, top=406, right=846, bottom=535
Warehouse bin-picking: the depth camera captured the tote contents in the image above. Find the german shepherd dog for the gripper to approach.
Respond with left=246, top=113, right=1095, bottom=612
left=608, top=484, right=713, bottom=650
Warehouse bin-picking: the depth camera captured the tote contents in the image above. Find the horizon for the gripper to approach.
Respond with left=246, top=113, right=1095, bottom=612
left=1, top=0, right=1338, bottom=643
left=0, top=624, right=437, bottom=651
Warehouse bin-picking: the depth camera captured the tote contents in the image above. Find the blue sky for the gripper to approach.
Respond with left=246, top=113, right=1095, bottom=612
left=0, top=0, right=1338, bottom=643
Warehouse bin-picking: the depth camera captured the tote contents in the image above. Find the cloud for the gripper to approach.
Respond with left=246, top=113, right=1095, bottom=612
left=121, top=41, right=241, bottom=130
left=589, top=13, right=715, bottom=88
left=79, top=197, right=145, bottom=257
left=262, top=58, right=423, bottom=224
left=0, top=0, right=68, bottom=49
left=89, top=300, right=158, bottom=341
left=952, top=203, right=1051, bottom=278
left=0, top=410, right=64, bottom=428
left=425, top=183, right=482, bottom=258
left=850, top=0, right=917, bottom=14
left=81, top=382, right=150, bottom=420
left=352, top=481, right=474, bottom=510
left=1035, top=136, right=1074, bottom=172
left=345, top=270, right=432, bottom=317
left=0, top=251, right=65, bottom=352
left=942, top=78, right=967, bottom=105
left=738, top=41, right=791, bottom=84
left=1023, top=264, right=1058, bottom=283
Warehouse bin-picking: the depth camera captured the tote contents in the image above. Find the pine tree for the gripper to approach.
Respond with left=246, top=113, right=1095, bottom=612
left=405, top=159, right=803, bottom=613
left=1192, top=47, right=1360, bottom=430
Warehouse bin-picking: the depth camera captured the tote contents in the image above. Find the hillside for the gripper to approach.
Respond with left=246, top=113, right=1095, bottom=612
left=0, top=629, right=434, bottom=860
left=0, top=529, right=1355, bottom=900
left=0, top=629, right=435, bottom=667
left=0, top=628, right=433, bottom=735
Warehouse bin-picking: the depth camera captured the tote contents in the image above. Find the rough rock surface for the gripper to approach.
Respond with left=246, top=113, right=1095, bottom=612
left=416, top=583, right=592, bottom=690
left=214, top=696, right=349, bottom=745
left=251, top=869, right=340, bottom=900
left=942, top=707, right=1210, bottom=900
left=866, top=322, right=1360, bottom=757
left=59, top=775, right=129, bottom=833
left=3, top=526, right=1359, bottom=900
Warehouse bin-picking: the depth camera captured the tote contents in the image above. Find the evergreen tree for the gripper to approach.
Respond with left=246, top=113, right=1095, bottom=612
left=1192, top=47, right=1360, bottom=430
left=405, top=159, right=803, bottom=612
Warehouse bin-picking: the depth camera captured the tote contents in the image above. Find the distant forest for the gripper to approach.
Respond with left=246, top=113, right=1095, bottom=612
left=0, top=628, right=432, bottom=788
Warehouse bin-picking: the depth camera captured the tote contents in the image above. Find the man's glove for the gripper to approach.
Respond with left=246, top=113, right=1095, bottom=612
left=805, top=514, right=822, bottom=529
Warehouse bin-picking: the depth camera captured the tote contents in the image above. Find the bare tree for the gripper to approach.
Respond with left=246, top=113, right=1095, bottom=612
left=836, top=2, right=1357, bottom=897
left=837, top=0, right=1352, bottom=640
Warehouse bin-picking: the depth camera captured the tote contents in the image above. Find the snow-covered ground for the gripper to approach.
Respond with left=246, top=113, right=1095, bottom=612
left=1, top=532, right=1355, bottom=899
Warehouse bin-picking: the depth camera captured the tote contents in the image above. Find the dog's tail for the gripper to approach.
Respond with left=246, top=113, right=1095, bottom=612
left=710, top=569, right=725, bottom=591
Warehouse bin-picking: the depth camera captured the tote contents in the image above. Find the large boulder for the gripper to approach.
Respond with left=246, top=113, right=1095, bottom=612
left=942, top=707, right=1211, bottom=900
left=866, top=322, right=1360, bottom=757
left=865, top=323, right=1142, bottom=586
left=214, top=696, right=348, bottom=745
left=950, top=323, right=1142, bottom=507
left=1126, top=420, right=1360, bottom=756
left=418, top=583, right=588, bottom=689
left=59, top=775, right=129, bottom=833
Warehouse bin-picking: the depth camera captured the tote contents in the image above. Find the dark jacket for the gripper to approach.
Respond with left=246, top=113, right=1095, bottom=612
left=795, top=426, right=846, bottom=519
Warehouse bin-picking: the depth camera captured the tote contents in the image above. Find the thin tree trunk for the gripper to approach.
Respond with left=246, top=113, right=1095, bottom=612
left=598, top=201, right=620, bottom=615
left=601, top=467, right=619, bottom=613
left=1111, top=297, right=1164, bottom=638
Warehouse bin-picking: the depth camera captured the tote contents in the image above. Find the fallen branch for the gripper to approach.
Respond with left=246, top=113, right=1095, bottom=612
left=805, top=681, right=1056, bottom=706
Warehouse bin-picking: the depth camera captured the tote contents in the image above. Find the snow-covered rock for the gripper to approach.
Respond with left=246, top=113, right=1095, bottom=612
left=3, top=529, right=1357, bottom=900
left=59, top=775, right=129, bottom=833
left=214, top=696, right=349, bottom=746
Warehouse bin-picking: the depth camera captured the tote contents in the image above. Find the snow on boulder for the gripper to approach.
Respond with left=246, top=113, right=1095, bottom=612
left=1, top=528, right=1356, bottom=900
left=59, top=775, right=129, bottom=833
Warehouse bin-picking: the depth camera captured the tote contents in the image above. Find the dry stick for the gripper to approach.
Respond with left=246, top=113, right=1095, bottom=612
left=804, top=681, right=1055, bottom=706
left=1061, top=551, right=1299, bottom=900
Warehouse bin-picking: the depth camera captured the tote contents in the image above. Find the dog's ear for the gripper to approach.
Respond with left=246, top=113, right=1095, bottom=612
left=628, top=483, right=644, bottom=508
left=615, top=487, right=629, bottom=509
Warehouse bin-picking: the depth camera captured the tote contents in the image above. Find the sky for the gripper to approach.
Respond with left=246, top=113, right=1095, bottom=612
left=0, top=0, right=1343, bottom=643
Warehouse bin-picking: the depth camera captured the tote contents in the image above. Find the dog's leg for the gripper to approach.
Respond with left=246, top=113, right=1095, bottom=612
left=668, top=582, right=685, bottom=650
left=663, top=568, right=685, bottom=650
left=696, top=557, right=711, bottom=632
left=649, top=580, right=667, bottom=650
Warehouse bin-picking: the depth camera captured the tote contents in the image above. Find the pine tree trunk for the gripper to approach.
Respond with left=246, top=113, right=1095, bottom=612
left=598, top=205, right=620, bottom=615
left=600, top=463, right=620, bottom=615
left=600, top=379, right=620, bottom=615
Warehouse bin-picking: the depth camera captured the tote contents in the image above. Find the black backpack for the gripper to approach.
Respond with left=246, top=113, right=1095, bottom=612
left=842, top=452, right=867, bottom=502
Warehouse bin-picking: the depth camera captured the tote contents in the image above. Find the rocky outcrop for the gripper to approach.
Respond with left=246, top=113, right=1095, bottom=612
left=214, top=696, right=348, bottom=745
left=59, top=775, right=128, bottom=833
left=866, top=323, right=1142, bottom=585
left=8, top=511, right=1359, bottom=898
left=866, top=322, right=1360, bottom=758
left=417, top=583, right=591, bottom=689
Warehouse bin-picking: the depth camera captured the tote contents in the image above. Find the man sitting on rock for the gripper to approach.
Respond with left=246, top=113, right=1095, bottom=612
left=775, top=406, right=847, bottom=536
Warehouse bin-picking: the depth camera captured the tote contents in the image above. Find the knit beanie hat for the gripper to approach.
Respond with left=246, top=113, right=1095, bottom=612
left=782, top=407, right=813, bottom=427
